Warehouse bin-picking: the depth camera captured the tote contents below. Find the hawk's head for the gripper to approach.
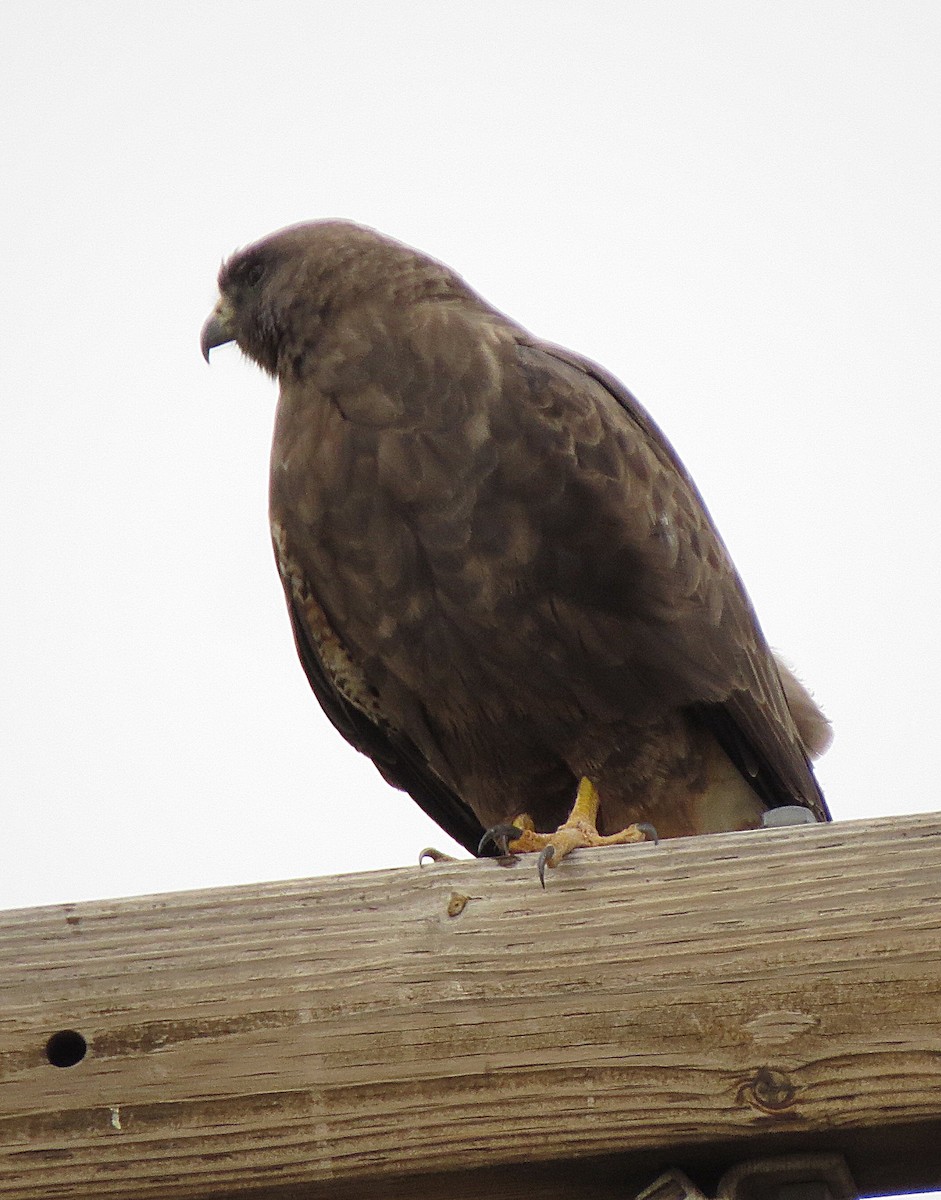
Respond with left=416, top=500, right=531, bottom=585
left=200, top=220, right=473, bottom=377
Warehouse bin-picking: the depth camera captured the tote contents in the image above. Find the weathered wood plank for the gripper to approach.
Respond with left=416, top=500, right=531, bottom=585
left=1, top=811, right=941, bottom=1199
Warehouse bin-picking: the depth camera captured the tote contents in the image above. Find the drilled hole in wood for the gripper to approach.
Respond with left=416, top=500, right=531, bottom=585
left=45, top=1029, right=87, bottom=1068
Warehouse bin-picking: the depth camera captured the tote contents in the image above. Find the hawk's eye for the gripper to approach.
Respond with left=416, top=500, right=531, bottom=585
left=227, top=255, right=267, bottom=291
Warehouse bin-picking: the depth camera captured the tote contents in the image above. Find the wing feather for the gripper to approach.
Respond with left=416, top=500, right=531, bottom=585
left=521, top=339, right=829, bottom=822
left=274, top=541, right=487, bottom=855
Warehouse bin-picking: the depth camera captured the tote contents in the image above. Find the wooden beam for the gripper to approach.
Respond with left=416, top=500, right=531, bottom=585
left=2, top=811, right=941, bottom=1200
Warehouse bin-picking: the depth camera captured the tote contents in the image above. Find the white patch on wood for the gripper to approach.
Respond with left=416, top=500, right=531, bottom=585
left=742, top=1010, right=820, bottom=1046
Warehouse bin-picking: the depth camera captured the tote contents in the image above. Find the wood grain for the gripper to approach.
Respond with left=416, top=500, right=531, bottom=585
left=2, top=812, right=941, bottom=1199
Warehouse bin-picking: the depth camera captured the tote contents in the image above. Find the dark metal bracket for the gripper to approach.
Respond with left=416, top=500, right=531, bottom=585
left=635, top=1154, right=858, bottom=1200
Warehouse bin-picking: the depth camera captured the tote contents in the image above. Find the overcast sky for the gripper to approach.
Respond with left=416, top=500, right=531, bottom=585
left=3, top=10, right=939, bottom=1196
left=2, top=3, right=940, bottom=922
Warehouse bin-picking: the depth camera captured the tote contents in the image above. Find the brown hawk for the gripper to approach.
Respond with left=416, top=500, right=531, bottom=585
left=201, top=221, right=830, bottom=878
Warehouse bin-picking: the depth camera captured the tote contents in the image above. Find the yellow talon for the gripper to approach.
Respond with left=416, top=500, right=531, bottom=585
left=570, top=776, right=602, bottom=825
left=507, top=777, right=652, bottom=877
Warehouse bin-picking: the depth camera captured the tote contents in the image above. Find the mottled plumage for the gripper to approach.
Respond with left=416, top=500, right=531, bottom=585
left=201, top=221, right=830, bottom=856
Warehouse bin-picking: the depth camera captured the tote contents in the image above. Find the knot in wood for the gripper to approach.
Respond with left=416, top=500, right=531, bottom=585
left=745, top=1066, right=796, bottom=1112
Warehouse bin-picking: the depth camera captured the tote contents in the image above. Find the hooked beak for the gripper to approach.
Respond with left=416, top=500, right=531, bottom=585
left=200, top=298, right=235, bottom=362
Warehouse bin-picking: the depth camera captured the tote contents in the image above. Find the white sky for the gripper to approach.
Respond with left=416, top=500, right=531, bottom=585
left=2, top=4, right=940, bottom=911
left=2, top=5, right=939, bottom=1196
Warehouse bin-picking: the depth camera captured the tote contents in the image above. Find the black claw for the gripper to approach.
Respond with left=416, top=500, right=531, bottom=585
left=419, top=847, right=457, bottom=865
left=478, top=823, right=523, bottom=857
left=536, top=845, right=555, bottom=888
left=636, top=823, right=659, bottom=846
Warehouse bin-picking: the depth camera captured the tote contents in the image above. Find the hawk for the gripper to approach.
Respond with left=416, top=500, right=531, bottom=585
left=201, top=221, right=830, bottom=879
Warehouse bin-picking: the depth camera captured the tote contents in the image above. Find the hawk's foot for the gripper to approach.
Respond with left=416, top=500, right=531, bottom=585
left=478, top=823, right=525, bottom=857
left=506, top=778, right=657, bottom=886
